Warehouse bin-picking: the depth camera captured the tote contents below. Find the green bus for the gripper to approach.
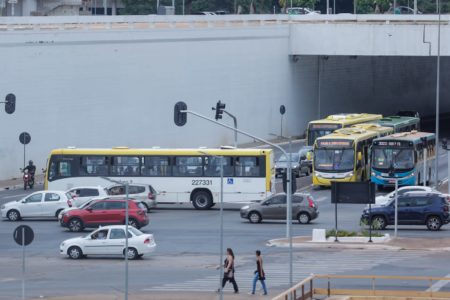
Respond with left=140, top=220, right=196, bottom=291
left=370, top=116, right=420, bottom=133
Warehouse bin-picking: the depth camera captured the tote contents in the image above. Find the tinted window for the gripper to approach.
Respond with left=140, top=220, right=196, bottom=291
left=106, top=201, right=126, bottom=210
left=79, top=156, right=108, bottom=176
left=204, top=156, right=233, bottom=177
left=267, top=195, right=286, bottom=205
left=90, top=202, right=106, bottom=210
left=48, top=155, right=77, bottom=181
left=398, top=198, right=413, bottom=207
left=173, top=156, right=203, bottom=177
left=111, top=156, right=140, bottom=176
left=44, top=193, right=60, bottom=202
left=414, top=198, right=432, bottom=206
left=142, top=156, right=170, bottom=176
left=109, top=229, right=126, bottom=239
left=293, top=196, right=303, bottom=204
left=235, top=156, right=261, bottom=177
left=109, top=185, right=125, bottom=195
left=79, top=189, right=100, bottom=197
left=25, top=193, right=42, bottom=203
left=129, top=185, right=146, bottom=194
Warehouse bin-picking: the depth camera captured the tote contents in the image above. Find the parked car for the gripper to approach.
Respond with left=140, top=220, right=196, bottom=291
left=361, top=192, right=449, bottom=231
left=59, top=199, right=149, bottom=232
left=60, top=225, right=156, bottom=260
left=275, top=147, right=313, bottom=178
left=107, top=184, right=157, bottom=212
left=375, top=186, right=437, bottom=205
left=66, top=186, right=109, bottom=207
left=240, top=193, right=319, bottom=224
left=1, top=191, right=72, bottom=221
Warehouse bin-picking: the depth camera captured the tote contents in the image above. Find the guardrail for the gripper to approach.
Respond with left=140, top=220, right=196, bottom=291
left=0, top=14, right=448, bottom=32
left=272, top=274, right=450, bottom=300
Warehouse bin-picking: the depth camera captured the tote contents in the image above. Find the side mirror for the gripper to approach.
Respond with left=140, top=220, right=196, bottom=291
left=86, top=207, right=93, bottom=212
left=306, top=152, right=312, bottom=161
left=21, top=199, right=26, bottom=203
left=300, top=156, right=306, bottom=161
left=357, top=152, right=362, bottom=161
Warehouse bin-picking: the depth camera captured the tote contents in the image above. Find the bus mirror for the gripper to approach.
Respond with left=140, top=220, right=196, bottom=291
left=306, top=152, right=312, bottom=161
left=357, top=152, right=362, bottom=161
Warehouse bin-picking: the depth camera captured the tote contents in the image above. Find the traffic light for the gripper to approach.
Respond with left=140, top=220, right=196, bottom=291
left=5, top=93, right=16, bottom=114
left=174, top=101, right=187, bottom=126
left=214, top=100, right=226, bottom=120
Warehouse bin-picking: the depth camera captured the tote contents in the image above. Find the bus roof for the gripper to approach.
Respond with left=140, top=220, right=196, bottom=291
left=308, top=113, right=382, bottom=126
left=374, top=131, right=435, bottom=143
left=316, top=125, right=392, bottom=142
left=49, top=147, right=272, bottom=156
left=369, top=116, right=420, bottom=127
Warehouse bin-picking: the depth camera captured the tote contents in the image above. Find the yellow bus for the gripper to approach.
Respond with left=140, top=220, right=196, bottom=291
left=45, top=147, right=274, bottom=210
left=306, top=113, right=383, bottom=146
left=312, top=124, right=393, bottom=187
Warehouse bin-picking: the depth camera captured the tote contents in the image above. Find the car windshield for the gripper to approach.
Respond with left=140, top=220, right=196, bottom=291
left=314, top=148, right=355, bottom=172
left=372, top=148, right=414, bottom=171
left=278, top=153, right=299, bottom=162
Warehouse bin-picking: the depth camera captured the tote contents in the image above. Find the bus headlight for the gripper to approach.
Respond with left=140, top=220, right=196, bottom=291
left=371, top=171, right=375, bottom=176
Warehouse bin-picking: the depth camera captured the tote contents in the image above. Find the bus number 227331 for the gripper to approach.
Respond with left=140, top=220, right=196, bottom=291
left=192, top=179, right=213, bottom=186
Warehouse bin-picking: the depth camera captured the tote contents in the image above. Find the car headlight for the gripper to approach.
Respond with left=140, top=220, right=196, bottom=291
left=241, top=205, right=249, bottom=210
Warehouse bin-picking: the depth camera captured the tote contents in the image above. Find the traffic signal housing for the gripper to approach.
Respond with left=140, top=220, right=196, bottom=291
left=174, top=101, right=187, bottom=126
left=5, top=93, right=16, bottom=114
left=214, top=100, right=226, bottom=120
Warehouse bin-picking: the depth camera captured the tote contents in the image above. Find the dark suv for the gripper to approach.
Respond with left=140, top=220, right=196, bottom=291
left=361, top=192, right=450, bottom=231
left=60, top=199, right=149, bottom=232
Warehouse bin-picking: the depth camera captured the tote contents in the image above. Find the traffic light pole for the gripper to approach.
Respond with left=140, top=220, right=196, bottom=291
left=223, top=110, right=238, bottom=148
left=180, top=108, right=294, bottom=289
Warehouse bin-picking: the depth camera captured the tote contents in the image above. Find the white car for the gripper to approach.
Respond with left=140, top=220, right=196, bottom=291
left=375, top=186, right=437, bottom=205
left=66, top=186, right=109, bottom=207
left=1, top=191, right=72, bottom=221
left=60, top=225, right=156, bottom=260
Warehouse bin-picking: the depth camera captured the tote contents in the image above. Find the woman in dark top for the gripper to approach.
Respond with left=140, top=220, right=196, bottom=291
left=251, top=250, right=267, bottom=295
left=219, top=248, right=239, bottom=293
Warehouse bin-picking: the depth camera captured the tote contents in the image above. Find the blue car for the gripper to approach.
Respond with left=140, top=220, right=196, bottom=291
left=361, top=192, right=450, bottom=231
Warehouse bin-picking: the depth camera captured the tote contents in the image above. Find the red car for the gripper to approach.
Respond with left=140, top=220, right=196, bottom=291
left=60, top=199, right=149, bottom=232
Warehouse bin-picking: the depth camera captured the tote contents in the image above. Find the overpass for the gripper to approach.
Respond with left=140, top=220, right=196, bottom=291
left=0, top=14, right=448, bottom=179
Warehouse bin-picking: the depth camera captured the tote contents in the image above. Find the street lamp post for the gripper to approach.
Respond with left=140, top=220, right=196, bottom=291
left=434, top=0, right=441, bottom=187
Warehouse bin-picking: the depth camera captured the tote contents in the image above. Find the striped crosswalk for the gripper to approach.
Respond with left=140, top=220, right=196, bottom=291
left=143, top=249, right=425, bottom=292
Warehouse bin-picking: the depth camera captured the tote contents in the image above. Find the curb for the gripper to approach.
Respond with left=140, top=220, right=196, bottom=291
left=266, top=239, right=402, bottom=250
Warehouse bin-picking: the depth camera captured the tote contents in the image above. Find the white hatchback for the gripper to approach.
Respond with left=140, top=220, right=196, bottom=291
left=66, top=186, right=109, bottom=207
left=60, top=225, right=156, bottom=260
left=1, top=191, right=72, bottom=221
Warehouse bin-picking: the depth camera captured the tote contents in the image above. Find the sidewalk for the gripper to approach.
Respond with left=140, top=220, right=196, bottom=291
left=30, top=291, right=276, bottom=300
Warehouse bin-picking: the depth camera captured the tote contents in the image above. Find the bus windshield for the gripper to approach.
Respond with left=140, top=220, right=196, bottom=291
left=308, top=127, right=339, bottom=146
left=372, top=148, right=415, bottom=171
left=314, top=148, right=354, bottom=172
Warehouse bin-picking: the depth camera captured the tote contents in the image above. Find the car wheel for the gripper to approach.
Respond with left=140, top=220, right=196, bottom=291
left=68, top=218, right=84, bottom=232
left=297, top=212, right=310, bottom=224
left=68, top=246, right=83, bottom=259
left=124, top=247, right=139, bottom=260
left=55, top=209, right=64, bottom=218
left=141, top=202, right=150, bottom=213
left=127, top=218, right=140, bottom=229
left=371, top=215, right=387, bottom=230
left=7, top=209, right=20, bottom=221
left=426, top=216, right=442, bottom=231
left=192, top=191, right=213, bottom=210
left=248, top=211, right=262, bottom=224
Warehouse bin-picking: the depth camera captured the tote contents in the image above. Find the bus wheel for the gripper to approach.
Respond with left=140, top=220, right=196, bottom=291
left=192, top=190, right=213, bottom=210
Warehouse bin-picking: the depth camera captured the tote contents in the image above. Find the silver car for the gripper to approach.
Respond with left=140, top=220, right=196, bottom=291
left=240, top=193, right=319, bottom=224
left=107, top=184, right=157, bottom=212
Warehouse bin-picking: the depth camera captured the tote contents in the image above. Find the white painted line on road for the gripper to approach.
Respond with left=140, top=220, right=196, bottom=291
left=426, top=274, right=450, bottom=292
left=2, top=193, right=28, bottom=199
left=298, top=184, right=313, bottom=192
left=315, top=196, right=328, bottom=202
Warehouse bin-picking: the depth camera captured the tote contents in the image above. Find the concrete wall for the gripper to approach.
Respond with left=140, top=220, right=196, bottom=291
left=0, top=21, right=299, bottom=180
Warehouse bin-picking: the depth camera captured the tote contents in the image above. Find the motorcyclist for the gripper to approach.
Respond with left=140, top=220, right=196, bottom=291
left=23, top=160, right=36, bottom=181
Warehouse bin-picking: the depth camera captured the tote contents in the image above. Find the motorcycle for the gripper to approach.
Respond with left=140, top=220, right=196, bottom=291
left=21, top=169, right=34, bottom=190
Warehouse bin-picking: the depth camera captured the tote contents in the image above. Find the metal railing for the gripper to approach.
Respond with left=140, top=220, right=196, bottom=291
left=272, top=274, right=450, bottom=300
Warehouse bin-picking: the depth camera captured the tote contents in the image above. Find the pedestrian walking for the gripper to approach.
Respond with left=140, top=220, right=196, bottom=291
left=219, top=248, right=239, bottom=293
left=251, top=250, right=267, bottom=295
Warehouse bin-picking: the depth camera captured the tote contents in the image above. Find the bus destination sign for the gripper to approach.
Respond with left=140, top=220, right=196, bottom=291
left=374, top=140, right=409, bottom=147
left=317, top=139, right=353, bottom=148
left=310, top=124, right=341, bottom=130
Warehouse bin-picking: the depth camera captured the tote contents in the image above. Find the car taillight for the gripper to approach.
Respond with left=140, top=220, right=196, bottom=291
left=144, top=238, right=151, bottom=244
left=307, top=197, right=315, bottom=208
left=67, top=199, right=72, bottom=207
left=148, top=192, right=154, bottom=200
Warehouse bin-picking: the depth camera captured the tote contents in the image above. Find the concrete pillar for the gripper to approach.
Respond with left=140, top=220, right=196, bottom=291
left=22, top=0, right=36, bottom=15
left=111, top=0, right=116, bottom=15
